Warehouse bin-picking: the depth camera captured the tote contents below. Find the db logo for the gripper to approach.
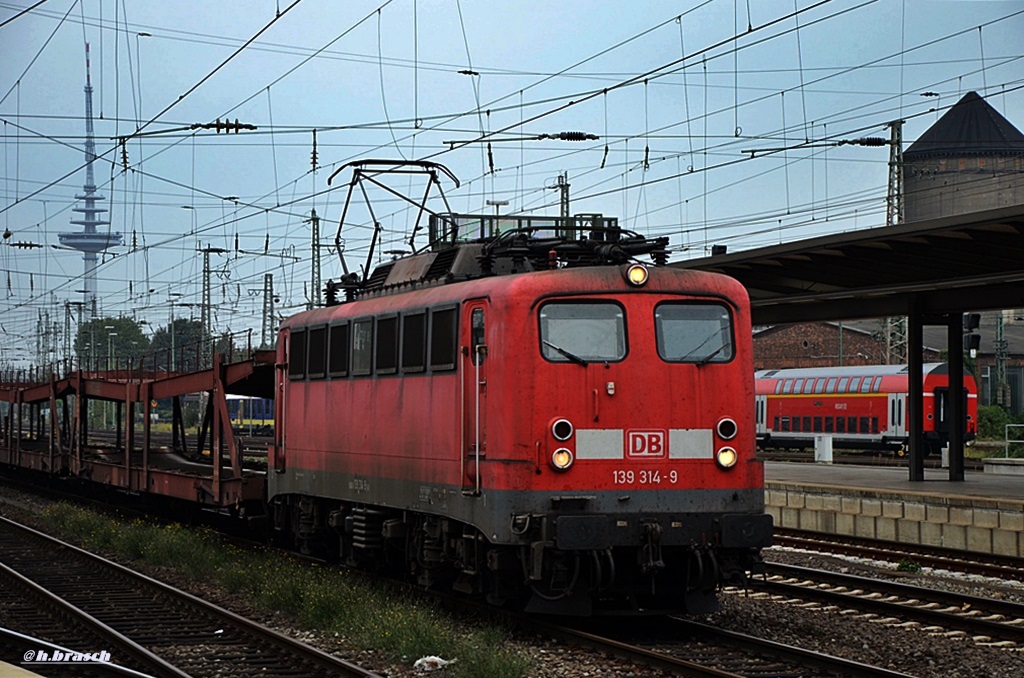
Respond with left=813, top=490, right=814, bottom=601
left=627, top=429, right=667, bottom=458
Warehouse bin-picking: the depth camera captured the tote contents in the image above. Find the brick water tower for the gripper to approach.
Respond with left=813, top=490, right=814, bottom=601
left=903, top=91, right=1024, bottom=221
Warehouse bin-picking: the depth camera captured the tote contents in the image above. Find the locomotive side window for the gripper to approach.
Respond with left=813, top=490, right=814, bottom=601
left=307, top=326, right=327, bottom=379
left=429, top=307, right=458, bottom=371
left=401, top=312, right=427, bottom=373
left=375, top=316, right=399, bottom=374
left=352, top=319, right=373, bottom=376
left=328, top=322, right=350, bottom=377
left=540, top=302, right=626, bottom=363
left=471, top=308, right=486, bottom=366
left=288, top=329, right=306, bottom=380
left=655, top=303, right=732, bottom=363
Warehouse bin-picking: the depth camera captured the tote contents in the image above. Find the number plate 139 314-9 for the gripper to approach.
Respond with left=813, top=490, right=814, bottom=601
left=612, top=469, right=678, bottom=485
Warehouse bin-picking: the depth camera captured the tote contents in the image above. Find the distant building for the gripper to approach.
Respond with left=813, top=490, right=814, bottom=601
left=903, top=91, right=1024, bottom=221
left=753, top=322, right=938, bottom=371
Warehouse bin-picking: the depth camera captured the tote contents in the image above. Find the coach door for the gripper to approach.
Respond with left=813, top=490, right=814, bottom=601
left=888, top=393, right=906, bottom=438
left=461, top=300, right=488, bottom=495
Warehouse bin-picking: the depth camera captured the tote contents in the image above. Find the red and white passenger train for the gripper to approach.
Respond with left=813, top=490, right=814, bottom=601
left=268, top=207, right=771, bottom=614
left=755, top=364, right=977, bottom=455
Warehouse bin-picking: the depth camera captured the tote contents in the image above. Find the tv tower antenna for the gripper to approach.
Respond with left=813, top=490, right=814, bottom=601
left=58, top=42, right=123, bottom=319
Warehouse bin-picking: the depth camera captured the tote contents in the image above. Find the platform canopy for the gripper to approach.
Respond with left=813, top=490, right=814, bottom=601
left=671, top=203, right=1024, bottom=326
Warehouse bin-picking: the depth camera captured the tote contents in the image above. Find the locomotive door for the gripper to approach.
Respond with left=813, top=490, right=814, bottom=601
left=461, top=301, right=488, bottom=495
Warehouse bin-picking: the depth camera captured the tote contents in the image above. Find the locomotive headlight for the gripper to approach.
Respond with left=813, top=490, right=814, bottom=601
left=624, top=263, right=649, bottom=286
left=552, top=418, right=574, bottom=441
left=717, top=417, right=738, bottom=440
left=715, top=446, right=738, bottom=469
left=551, top=448, right=574, bottom=471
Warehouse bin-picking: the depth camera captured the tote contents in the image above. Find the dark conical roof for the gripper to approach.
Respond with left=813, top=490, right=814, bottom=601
left=904, top=91, right=1024, bottom=159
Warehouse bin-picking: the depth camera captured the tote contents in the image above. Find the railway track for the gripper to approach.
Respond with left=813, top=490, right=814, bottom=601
left=0, top=515, right=380, bottom=678
left=529, top=615, right=910, bottom=676
left=749, top=562, right=1024, bottom=646
left=774, top=527, right=1024, bottom=581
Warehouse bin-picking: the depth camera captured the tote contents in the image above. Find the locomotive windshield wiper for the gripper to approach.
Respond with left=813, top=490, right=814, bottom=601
left=543, top=340, right=589, bottom=366
left=696, top=342, right=729, bottom=367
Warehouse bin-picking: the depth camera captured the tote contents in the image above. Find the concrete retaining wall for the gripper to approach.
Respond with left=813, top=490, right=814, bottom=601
left=766, top=482, right=1024, bottom=558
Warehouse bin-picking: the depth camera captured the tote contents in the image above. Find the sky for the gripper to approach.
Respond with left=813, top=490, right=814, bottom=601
left=1, top=0, right=1023, bottom=369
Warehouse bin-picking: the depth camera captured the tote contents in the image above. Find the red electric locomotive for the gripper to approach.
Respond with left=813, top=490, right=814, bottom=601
left=755, top=363, right=978, bottom=455
left=268, top=192, right=770, bottom=614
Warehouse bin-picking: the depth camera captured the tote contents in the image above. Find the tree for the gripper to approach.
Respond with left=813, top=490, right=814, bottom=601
left=75, top=317, right=150, bottom=369
left=149, top=318, right=209, bottom=372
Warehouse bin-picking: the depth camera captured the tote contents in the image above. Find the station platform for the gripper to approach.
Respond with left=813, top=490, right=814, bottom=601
left=764, top=461, right=1024, bottom=558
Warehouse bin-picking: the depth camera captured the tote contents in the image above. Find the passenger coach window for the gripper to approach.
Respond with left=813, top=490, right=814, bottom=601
left=352, top=319, right=373, bottom=376
left=838, top=377, right=849, bottom=392
left=288, top=329, right=306, bottom=380
left=329, top=323, right=350, bottom=377
left=654, top=303, right=732, bottom=363
left=429, top=307, right=458, bottom=371
left=307, top=326, right=327, bottom=379
left=401, top=312, right=427, bottom=373
left=540, top=302, right=626, bottom=363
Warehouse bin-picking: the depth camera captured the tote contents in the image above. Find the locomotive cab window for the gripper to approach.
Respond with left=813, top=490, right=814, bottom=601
left=539, top=302, right=626, bottom=363
left=288, top=329, right=306, bottom=380
left=655, top=302, right=733, bottom=363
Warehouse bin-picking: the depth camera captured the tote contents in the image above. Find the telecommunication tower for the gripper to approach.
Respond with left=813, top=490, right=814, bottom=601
left=58, top=43, right=122, bottom=318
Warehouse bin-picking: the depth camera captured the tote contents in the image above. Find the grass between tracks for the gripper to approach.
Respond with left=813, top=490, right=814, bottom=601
left=42, top=503, right=532, bottom=677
